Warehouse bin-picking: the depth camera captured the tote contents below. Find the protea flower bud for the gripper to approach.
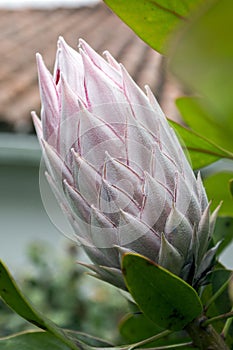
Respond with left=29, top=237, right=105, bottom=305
left=32, top=37, right=219, bottom=290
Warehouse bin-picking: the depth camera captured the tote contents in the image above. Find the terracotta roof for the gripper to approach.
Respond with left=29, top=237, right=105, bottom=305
left=0, top=3, right=181, bottom=132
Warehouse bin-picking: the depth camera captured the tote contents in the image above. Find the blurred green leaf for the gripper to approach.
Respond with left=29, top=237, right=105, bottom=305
left=213, top=217, right=233, bottom=254
left=0, top=260, right=79, bottom=350
left=203, top=172, right=233, bottom=216
left=0, top=331, right=70, bottom=350
left=169, top=0, right=233, bottom=152
left=103, top=0, right=203, bottom=53
left=169, top=120, right=229, bottom=169
left=0, top=260, right=47, bottom=330
left=176, top=97, right=233, bottom=154
left=122, top=253, right=203, bottom=331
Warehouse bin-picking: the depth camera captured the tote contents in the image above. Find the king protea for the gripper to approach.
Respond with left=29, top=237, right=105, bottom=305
left=32, top=37, right=219, bottom=290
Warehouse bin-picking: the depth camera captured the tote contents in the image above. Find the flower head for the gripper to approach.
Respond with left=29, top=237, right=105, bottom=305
left=33, top=37, right=219, bottom=289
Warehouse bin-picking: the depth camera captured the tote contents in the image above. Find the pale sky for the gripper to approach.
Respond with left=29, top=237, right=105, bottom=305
left=0, top=0, right=99, bottom=8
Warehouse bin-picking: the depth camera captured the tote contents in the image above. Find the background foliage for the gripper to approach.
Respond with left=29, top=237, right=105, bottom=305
left=0, top=242, right=127, bottom=343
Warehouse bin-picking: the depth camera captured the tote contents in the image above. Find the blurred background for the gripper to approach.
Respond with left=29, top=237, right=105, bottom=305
left=0, top=0, right=231, bottom=341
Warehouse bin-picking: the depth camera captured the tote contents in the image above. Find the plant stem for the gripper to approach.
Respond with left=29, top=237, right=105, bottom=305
left=202, top=311, right=233, bottom=327
left=185, top=316, right=229, bottom=350
left=127, top=330, right=171, bottom=350
left=141, top=341, right=193, bottom=349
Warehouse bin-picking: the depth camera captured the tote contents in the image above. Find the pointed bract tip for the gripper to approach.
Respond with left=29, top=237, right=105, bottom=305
left=57, top=36, right=67, bottom=48
left=58, top=36, right=78, bottom=56
left=102, top=50, right=109, bottom=57
left=63, top=178, right=69, bottom=187
left=144, top=84, right=150, bottom=93
left=78, top=38, right=90, bottom=53
left=77, top=97, right=86, bottom=110
left=114, top=245, right=131, bottom=258
left=144, top=85, right=154, bottom=102
left=31, top=111, right=42, bottom=135
left=78, top=38, right=86, bottom=47
left=31, top=110, right=37, bottom=118
left=103, top=50, right=120, bottom=69
left=44, top=170, right=53, bottom=184
left=35, top=53, right=45, bottom=69
left=71, top=147, right=79, bottom=158
left=58, top=35, right=65, bottom=43
left=90, top=203, right=97, bottom=211
left=215, top=200, right=223, bottom=209
left=35, top=52, right=42, bottom=60
left=36, top=53, right=52, bottom=82
left=119, top=208, right=129, bottom=220
left=104, top=150, right=113, bottom=162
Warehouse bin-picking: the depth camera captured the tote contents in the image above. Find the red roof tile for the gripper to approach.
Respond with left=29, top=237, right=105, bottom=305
left=0, top=3, right=182, bottom=132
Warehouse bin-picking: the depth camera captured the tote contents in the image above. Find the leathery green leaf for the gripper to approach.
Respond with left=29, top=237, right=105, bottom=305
left=0, top=331, right=71, bottom=350
left=122, top=253, right=203, bottom=331
left=103, top=0, right=203, bottom=54
left=119, top=313, right=192, bottom=347
left=119, top=313, right=163, bottom=343
left=0, top=260, right=47, bottom=330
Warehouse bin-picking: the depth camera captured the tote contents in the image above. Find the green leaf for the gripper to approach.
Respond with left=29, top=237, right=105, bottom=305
left=0, top=260, right=47, bottom=330
left=122, top=253, right=203, bottom=331
left=229, top=275, right=233, bottom=306
left=203, top=172, right=233, bottom=216
left=119, top=313, right=163, bottom=343
left=213, top=217, right=233, bottom=254
left=103, top=0, right=203, bottom=54
left=65, top=330, right=113, bottom=348
left=230, top=179, right=233, bottom=198
left=169, top=119, right=229, bottom=169
left=211, top=269, right=232, bottom=315
left=0, top=331, right=71, bottom=350
left=119, top=313, right=192, bottom=348
left=176, top=97, right=233, bottom=154
left=201, top=268, right=232, bottom=336
left=201, top=284, right=219, bottom=321
left=169, top=0, right=233, bottom=152
left=0, top=260, right=79, bottom=350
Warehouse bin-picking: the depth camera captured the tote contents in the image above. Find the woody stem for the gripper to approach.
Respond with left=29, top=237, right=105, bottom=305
left=185, top=316, right=229, bottom=350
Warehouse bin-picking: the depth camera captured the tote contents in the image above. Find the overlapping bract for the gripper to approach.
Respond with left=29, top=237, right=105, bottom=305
left=33, top=37, right=219, bottom=289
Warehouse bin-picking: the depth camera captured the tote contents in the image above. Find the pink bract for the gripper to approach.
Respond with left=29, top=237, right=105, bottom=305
left=33, top=37, right=219, bottom=289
